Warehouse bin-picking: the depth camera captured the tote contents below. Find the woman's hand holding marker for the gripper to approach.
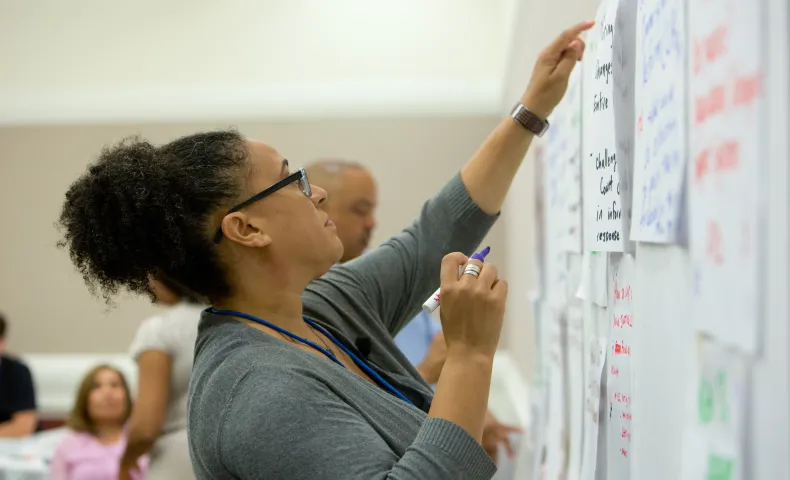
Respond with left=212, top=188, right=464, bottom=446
left=422, top=246, right=491, bottom=313
left=436, top=250, right=507, bottom=361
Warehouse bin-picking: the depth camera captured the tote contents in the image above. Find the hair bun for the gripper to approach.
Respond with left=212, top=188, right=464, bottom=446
left=59, top=130, right=247, bottom=303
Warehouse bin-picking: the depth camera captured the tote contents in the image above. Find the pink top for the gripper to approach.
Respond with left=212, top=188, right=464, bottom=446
left=49, top=429, right=148, bottom=480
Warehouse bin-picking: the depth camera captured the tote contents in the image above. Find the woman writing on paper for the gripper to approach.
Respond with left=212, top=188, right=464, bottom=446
left=57, top=21, right=592, bottom=480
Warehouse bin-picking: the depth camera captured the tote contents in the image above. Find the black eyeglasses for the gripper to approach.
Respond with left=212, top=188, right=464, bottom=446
left=213, top=168, right=312, bottom=243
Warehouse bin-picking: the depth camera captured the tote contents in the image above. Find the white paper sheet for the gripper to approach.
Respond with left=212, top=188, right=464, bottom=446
left=546, top=66, right=584, bottom=253
left=582, top=0, right=633, bottom=252
left=530, top=383, right=550, bottom=480
left=630, top=0, right=687, bottom=243
left=576, top=252, right=609, bottom=307
left=530, top=291, right=546, bottom=379
left=534, top=143, right=548, bottom=295
left=567, top=306, right=585, bottom=480
left=612, top=0, right=638, bottom=254
left=531, top=297, right=551, bottom=480
left=687, top=0, right=764, bottom=354
left=544, top=307, right=569, bottom=480
left=606, top=254, right=635, bottom=479
left=567, top=253, right=584, bottom=303
left=580, top=336, right=607, bottom=480
left=583, top=0, right=627, bottom=252
left=590, top=252, right=609, bottom=307
left=544, top=366, right=567, bottom=477
left=576, top=253, right=590, bottom=301
left=680, top=340, right=748, bottom=480
left=541, top=136, right=571, bottom=309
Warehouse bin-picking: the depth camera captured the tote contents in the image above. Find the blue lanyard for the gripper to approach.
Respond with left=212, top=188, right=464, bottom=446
left=210, top=308, right=414, bottom=407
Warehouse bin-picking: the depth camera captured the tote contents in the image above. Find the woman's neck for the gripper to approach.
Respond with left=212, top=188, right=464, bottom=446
left=214, top=289, right=311, bottom=338
left=93, top=423, right=124, bottom=445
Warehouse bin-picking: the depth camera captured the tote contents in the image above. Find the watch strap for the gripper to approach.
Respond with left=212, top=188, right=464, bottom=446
left=510, top=103, right=550, bottom=137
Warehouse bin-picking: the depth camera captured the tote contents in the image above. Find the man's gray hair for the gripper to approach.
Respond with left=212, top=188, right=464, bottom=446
left=305, top=159, right=366, bottom=175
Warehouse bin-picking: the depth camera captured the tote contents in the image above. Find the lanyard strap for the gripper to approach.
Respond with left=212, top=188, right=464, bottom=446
left=211, top=308, right=341, bottom=364
left=210, top=308, right=414, bottom=406
left=303, top=318, right=414, bottom=406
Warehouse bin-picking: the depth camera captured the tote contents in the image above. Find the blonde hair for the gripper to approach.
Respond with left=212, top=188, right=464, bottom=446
left=66, top=364, right=132, bottom=433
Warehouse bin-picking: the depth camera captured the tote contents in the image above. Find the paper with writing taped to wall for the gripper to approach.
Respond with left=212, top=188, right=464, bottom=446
left=687, top=0, right=764, bottom=354
left=530, top=296, right=550, bottom=479
left=611, top=0, right=637, bottom=255
left=582, top=0, right=634, bottom=252
left=680, top=339, right=748, bottom=480
left=533, top=143, right=548, bottom=297
left=546, top=66, right=584, bottom=254
left=631, top=0, right=688, bottom=243
left=530, top=380, right=550, bottom=480
left=543, top=306, right=569, bottom=480
left=541, top=136, right=572, bottom=310
left=606, top=253, right=635, bottom=480
left=566, top=306, right=585, bottom=480
left=580, top=336, right=607, bottom=480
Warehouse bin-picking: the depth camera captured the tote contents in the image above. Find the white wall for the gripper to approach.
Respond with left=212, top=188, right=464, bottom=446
left=0, top=0, right=516, bottom=123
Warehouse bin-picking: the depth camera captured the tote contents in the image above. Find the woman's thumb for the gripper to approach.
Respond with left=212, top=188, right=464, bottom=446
left=440, top=252, right=469, bottom=285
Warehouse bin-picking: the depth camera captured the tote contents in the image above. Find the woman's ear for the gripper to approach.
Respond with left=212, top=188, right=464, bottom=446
left=221, top=212, right=272, bottom=248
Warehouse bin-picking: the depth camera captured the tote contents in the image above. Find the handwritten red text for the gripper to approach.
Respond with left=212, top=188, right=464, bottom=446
left=693, top=25, right=728, bottom=75
left=612, top=341, right=632, bottom=356
left=613, top=314, right=633, bottom=328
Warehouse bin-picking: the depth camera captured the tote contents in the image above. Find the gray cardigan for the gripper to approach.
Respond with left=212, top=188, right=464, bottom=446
left=187, top=174, right=499, bottom=479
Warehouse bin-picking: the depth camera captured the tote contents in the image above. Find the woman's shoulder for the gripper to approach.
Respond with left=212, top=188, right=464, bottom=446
left=55, top=429, right=96, bottom=452
left=142, top=303, right=205, bottom=330
left=131, top=303, right=205, bottom=354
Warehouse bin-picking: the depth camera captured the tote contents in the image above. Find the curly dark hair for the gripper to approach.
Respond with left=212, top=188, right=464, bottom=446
left=57, top=130, right=248, bottom=303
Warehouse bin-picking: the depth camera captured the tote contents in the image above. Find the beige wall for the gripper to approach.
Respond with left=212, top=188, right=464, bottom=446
left=0, top=116, right=503, bottom=354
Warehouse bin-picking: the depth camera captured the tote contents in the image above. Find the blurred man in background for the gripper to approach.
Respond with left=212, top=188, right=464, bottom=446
left=305, top=160, right=520, bottom=460
left=305, top=160, right=446, bottom=382
left=0, top=313, right=37, bottom=437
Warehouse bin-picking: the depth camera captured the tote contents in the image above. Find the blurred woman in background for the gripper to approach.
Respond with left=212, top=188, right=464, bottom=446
left=50, top=365, right=146, bottom=480
left=120, top=273, right=205, bottom=480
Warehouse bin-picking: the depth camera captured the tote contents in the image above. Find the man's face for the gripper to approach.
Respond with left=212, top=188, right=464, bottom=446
left=325, top=168, right=378, bottom=262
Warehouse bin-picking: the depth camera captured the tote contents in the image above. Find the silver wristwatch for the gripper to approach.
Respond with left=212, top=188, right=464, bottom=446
left=510, top=103, right=550, bottom=137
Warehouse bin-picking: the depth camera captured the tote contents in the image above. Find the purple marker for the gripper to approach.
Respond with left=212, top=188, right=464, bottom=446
left=422, top=246, right=491, bottom=313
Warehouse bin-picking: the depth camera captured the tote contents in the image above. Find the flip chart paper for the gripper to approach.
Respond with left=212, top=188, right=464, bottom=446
left=687, top=0, right=764, bottom=354
left=583, top=0, right=636, bottom=252
left=567, top=307, right=585, bottom=479
left=581, top=336, right=607, bottom=479
left=546, top=66, right=584, bottom=253
left=680, top=340, right=748, bottom=480
left=631, top=0, right=688, bottom=243
left=606, top=253, right=635, bottom=479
